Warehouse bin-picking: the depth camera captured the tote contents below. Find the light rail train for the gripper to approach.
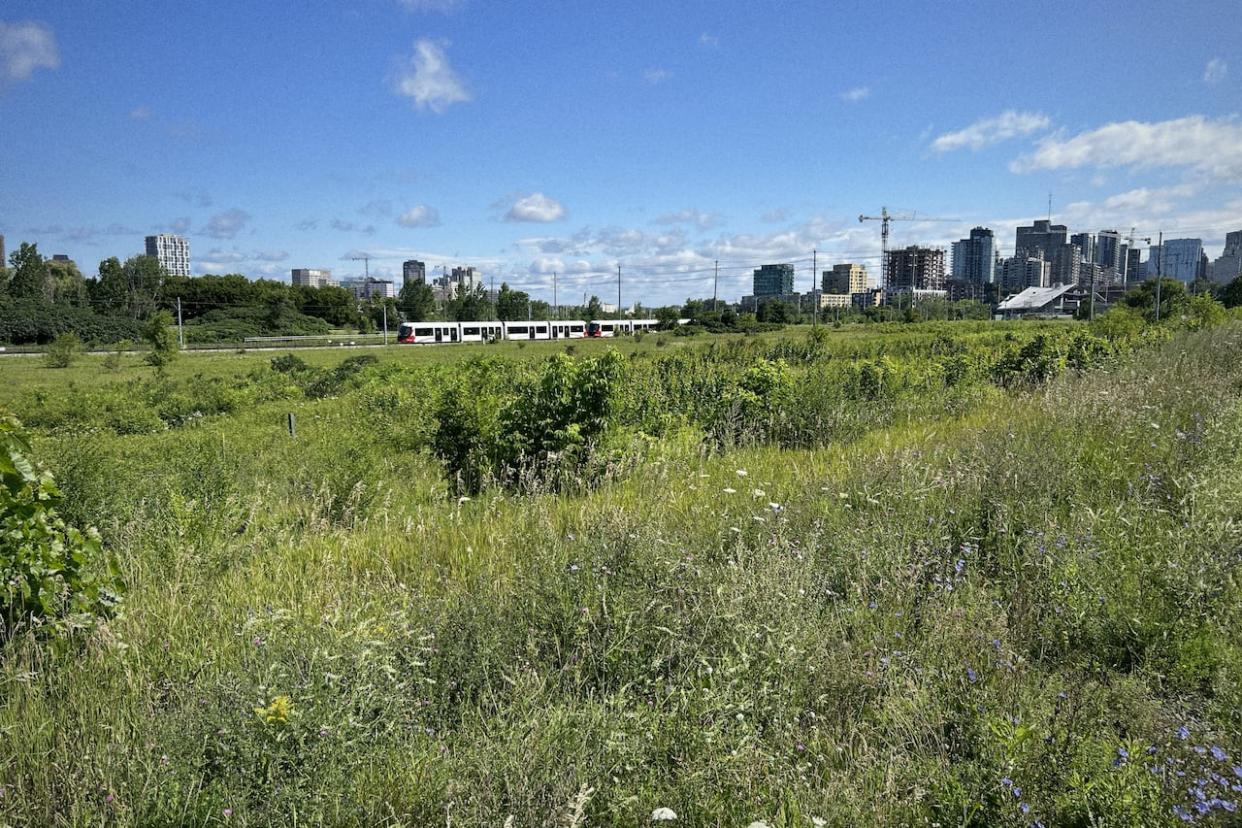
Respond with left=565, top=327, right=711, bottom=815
left=396, top=319, right=660, bottom=344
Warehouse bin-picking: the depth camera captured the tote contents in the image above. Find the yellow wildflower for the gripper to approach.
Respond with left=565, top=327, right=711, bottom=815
left=254, top=694, right=293, bottom=725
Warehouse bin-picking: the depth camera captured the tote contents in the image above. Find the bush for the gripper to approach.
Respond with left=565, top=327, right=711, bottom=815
left=142, top=311, right=179, bottom=368
left=44, top=331, right=83, bottom=368
left=0, top=413, right=118, bottom=638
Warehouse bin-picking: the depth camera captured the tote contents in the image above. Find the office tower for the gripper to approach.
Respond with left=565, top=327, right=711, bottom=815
left=1125, top=247, right=1143, bottom=285
left=951, top=227, right=997, bottom=286
left=145, top=233, right=191, bottom=278
left=822, top=263, right=868, bottom=294
left=1096, top=230, right=1123, bottom=272
left=1156, top=238, right=1205, bottom=283
left=402, top=259, right=426, bottom=286
left=291, top=268, right=333, bottom=288
left=753, top=263, right=795, bottom=296
left=1071, top=232, right=1094, bottom=263
left=885, top=246, right=946, bottom=292
left=1212, top=231, right=1242, bottom=283
left=1015, top=219, right=1068, bottom=259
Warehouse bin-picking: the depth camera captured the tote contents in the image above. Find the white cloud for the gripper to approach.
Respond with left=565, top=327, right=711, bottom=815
left=129, top=105, right=152, bottom=121
left=0, top=21, right=59, bottom=85
left=202, top=208, right=251, bottom=239
left=254, top=250, right=289, bottom=262
left=840, top=86, right=870, bottom=102
left=698, top=32, right=719, bottom=48
left=654, top=209, right=720, bottom=230
left=505, top=192, right=566, bottom=223
left=396, top=204, right=442, bottom=228
left=643, top=67, right=671, bottom=85
left=530, top=256, right=564, bottom=274
left=1204, top=57, right=1227, bottom=85
left=931, top=110, right=1051, bottom=152
left=393, top=39, right=471, bottom=113
left=197, top=249, right=248, bottom=266
left=1011, top=115, right=1242, bottom=179
left=760, top=208, right=790, bottom=223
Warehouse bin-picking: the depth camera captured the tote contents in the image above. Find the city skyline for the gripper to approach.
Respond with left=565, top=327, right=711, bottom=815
left=2, top=1, right=1240, bottom=306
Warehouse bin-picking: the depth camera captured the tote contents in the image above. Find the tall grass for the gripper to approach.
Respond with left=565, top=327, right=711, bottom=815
left=0, top=322, right=1239, bottom=825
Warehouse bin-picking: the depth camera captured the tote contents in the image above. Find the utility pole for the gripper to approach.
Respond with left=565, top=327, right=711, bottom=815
left=382, top=301, right=388, bottom=346
left=553, top=271, right=558, bottom=319
left=176, top=296, right=184, bottom=348
left=617, top=263, right=622, bottom=321
left=811, top=248, right=818, bottom=327
left=1155, top=230, right=1164, bottom=323
left=713, top=259, right=719, bottom=312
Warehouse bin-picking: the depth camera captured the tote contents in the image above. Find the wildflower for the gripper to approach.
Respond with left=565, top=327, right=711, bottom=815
left=768, top=502, right=782, bottom=513
left=1115, top=747, right=1130, bottom=765
left=1001, top=777, right=1013, bottom=788
left=1177, top=725, right=1191, bottom=740
left=812, top=819, right=827, bottom=827
left=1012, top=786, right=1022, bottom=798
left=746, top=823, right=773, bottom=828
left=254, top=694, right=293, bottom=725
left=955, top=559, right=966, bottom=574
left=457, top=496, right=470, bottom=504
left=223, top=808, right=234, bottom=818
left=1212, top=746, right=1229, bottom=762
left=966, top=667, right=978, bottom=683
left=729, top=527, right=741, bottom=533
left=1020, top=803, right=1031, bottom=814
left=753, top=488, right=766, bottom=497
left=252, top=635, right=265, bottom=647
left=650, top=807, right=678, bottom=821
left=722, top=487, right=737, bottom=494
left=736, top=469, right=748, bottom=477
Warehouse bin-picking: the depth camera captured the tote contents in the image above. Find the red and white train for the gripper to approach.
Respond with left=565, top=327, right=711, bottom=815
left=396, top=319, right=660, bottom=345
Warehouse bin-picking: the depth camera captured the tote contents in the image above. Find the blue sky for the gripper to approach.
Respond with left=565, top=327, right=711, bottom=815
left=2, top=0, right=1240, bottom=303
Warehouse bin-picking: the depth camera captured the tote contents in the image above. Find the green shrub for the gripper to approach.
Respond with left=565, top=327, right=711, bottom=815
left=142, top=311, right=179, bottom=368
left=0, top=413, right=118, bottom=638
left=43, top=331, right=83, bottom=368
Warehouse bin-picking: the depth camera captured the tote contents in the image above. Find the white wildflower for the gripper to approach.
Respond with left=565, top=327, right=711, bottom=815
left=752, top=488, right=766, bottom=497
left=736, top=469, right=748, bottom=477
left=650, top=807, right=678, bottom=821
left=722, top=487, right=737, bottom=494
left=768, top=502, right=782, bottom=512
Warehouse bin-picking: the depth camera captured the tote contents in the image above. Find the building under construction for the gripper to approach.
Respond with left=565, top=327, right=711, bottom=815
left=885, top=246, right=947, bottom=294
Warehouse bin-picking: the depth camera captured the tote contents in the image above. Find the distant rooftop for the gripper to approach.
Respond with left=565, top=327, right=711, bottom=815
left=996, top=283, right=1076, bottom=311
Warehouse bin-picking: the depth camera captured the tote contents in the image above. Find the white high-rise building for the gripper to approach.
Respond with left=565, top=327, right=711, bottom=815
left=145, top=234, right=191, bottom=277
left=291, top=268, right=334, bottom=288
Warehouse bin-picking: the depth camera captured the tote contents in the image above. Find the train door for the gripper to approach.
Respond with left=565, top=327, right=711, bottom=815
left=435, top=327, right=443, bottom=343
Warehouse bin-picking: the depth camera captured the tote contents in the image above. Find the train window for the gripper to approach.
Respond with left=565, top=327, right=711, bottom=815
left=464, top=327, right=479, bottom=335
left=509, top=326, right=527, bottom=334
left=415, top=328, right=433, bottom=336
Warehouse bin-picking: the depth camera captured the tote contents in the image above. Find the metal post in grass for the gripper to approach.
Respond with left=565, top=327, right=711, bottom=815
left=287, top=412, right=296, bottom=438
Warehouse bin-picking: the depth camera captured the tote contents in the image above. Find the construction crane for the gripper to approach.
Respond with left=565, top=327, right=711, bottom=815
left=350, top=254, right=372, bottom=279
left=858, top=207, right=958, bottom=293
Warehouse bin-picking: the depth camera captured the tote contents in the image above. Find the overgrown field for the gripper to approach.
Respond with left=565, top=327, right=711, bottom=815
left=2, top=318, right=1241, bottom=826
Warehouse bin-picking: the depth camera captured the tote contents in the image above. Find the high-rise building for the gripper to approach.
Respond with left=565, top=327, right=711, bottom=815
left=1125, top=247, right=1144, bottom=285
left=344, top=278, right=395, bottom=300
left=1212, top=231, right=1242, bottom=284
left=402, top=259, right=426, bottom=287
left=1096, top=230, right=1123, bottom=273
left=1015, top=219, right=1068, bottom=259
left=885, top=246, right=946, bottom=292
left=951, top=227, right=997, bottom=287
left=1071, top=232, right=1095, bottom=263
left=0, top=234, right=6, bottom=268
left=822, top=263, right=868, bottom=294
left=999, top=254, right=1050, bottom=294
left=145, top=233, right=191, bottom=278
left=291, top=268, right=334, bottom=288
left=753, top=263, right=795, bottom=296
left=1151, top=238, right=1205, bottom=283
left=1046, top=243, right=1081, bottom=286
